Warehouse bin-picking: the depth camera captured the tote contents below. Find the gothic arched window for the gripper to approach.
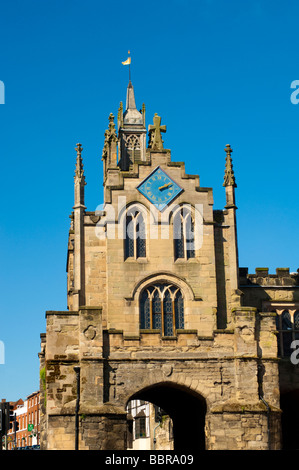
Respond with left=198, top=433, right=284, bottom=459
left=124, top=208, right=146, bottom=260
left=140, top=283, right=184, bottom=336
left=276, top=310, right=299, bottom=358
left=282, top=310, right=292, bottom=330
left=281, top=310, right=293, bottom=357
left=126, top=134, right=141, bottom=164
left=173, top=207, right=195, bottom=260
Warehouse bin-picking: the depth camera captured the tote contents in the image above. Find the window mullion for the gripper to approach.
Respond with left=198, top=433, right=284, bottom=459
left=150, top=299, right=153, bottom=330
left=161, top=294, right=165, bottom=336
left=182, top=219, right=187, bottom=260
left=133, top=218, right=137, bottom=259
left=172, top=299, right=175, bottom=335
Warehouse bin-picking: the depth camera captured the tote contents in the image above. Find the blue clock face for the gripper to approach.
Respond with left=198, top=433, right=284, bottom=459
left=137, top=166, right=183, bottom=211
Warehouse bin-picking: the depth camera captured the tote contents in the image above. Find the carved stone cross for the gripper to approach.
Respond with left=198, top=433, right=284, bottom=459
left=214, top=366, right=231, bottom=396
left=148, top=113, right=166, bottom=151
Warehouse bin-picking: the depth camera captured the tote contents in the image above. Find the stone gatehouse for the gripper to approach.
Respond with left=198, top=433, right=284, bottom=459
left=39, top=81, right=299, bottom=450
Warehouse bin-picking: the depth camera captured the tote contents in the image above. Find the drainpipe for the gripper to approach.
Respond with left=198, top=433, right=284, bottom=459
left=74, top=366, right=81, bottom=451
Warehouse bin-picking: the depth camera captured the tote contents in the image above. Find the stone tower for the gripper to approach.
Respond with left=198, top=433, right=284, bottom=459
left=39, top=81, right=299, bottom=451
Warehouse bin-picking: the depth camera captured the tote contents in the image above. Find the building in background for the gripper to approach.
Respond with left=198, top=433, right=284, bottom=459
left=6, top=391, right=40, bottom=449
left=126, top=400, right=173, bottom=450
left=1, top=398, right=23, bottom=449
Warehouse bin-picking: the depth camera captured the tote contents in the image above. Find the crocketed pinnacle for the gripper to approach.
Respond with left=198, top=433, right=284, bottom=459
left=223, top=144, right=236, bottom=187
left=74, top=143, right=85, bottom=182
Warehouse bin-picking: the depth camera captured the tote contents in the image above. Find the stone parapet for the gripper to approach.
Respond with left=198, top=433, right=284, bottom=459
left=240, top=267, right=299, bottom=287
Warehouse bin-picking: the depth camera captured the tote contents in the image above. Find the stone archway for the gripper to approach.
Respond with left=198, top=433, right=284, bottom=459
left=127, top=382, right=207, bottom=451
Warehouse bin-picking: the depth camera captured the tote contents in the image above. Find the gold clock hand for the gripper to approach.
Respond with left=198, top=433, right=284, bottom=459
left=159, top=182, right=172, bottom=190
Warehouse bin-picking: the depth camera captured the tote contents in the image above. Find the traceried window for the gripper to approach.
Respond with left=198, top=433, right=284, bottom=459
left=125, top=134, right=141, bottom=164
left=173, top=207, right=195, bottom=260
left=124, top=208, right=146, bottom=260
left=276, top=310, right=299, bottom=357
left=140, top=283, right=184, bottom=336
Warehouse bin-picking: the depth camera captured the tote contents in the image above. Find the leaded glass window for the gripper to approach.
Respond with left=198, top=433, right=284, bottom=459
left=134, top=411, right=147, bottom=439
left=136, top=214, right=146, bottom=258
left=140, top=283, right=184, bottom=336
left=152, top=290, right=162, bottom=330
left=174, top=208, right=195, bottom=260
left=276, top=309, right=299, bottom=357
left=282, top=310, right=292, bottom=330
left=124, top=209, right=146, bottom=260
left=175, top=291, right=184, bottom=329
left=125, top=214, right=135, bottom=258
left=140, top=290, right=151, bottom=329
left=282, top=311, right=293, bottom=357
left=163, top=289, right=173, bottom=336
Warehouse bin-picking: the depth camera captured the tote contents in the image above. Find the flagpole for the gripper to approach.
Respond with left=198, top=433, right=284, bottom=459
left=129, top=50, right=131, bottom=82
left=122, top=51, right=131, bottom=82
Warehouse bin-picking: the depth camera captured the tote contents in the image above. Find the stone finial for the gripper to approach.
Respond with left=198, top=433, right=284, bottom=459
left=74, top=143, right=85, bottom=182
left=148, top=113, right=166, bottom=151
left=75, top=142, right=83, bottom=156
left=102, top=113, right=118, bottom=169
left=102, top=114, right=118, bottom=157
left=117, top=102, right=123, bottom=129
left=142, top=103, right=146, bottom=127
left=108, top=113, right=117, bottom=137
left=223, top=144, right=236, bottom=188
left=74, top=143, right=86, bottom=206
left=102, top=130, right=109, bottom=160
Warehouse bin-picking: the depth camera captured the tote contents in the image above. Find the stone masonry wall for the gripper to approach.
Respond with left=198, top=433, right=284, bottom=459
left=40, top=303, right=281, bottom=450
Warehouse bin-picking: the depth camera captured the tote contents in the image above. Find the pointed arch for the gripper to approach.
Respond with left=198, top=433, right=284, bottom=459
left=173, top=205, right=196, bottom=260
left=139, top=282, right=184, bottom=336
left=125, top=134, right=141, bottom=163
left=120, top=203, right=148, bottom=260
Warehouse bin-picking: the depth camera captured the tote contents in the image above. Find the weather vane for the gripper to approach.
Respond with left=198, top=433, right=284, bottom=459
left=122, top=50, right=131, bottom=81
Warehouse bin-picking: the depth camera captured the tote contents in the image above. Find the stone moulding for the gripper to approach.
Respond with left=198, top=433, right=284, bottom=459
left=210, top=402, right=282, bottom=414
left=127, top=271, right=197, bottom=302
left=48, top=403, right=126, bottom=417
left=45, top=310, right=79, bottom=316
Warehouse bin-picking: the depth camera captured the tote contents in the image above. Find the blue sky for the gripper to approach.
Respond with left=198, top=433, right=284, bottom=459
left=0, top=0, right=298, bottom=401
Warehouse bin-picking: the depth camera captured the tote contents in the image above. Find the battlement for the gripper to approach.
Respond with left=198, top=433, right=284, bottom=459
left=239, top=267, right=299, bottom=287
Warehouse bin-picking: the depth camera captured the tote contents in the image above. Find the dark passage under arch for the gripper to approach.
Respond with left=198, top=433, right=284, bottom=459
left=128, top=382, right=207, bottom=451
left=280, top=389, right=299, bottom=450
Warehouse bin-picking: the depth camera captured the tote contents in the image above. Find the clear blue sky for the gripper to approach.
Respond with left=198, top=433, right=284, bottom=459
left=0, top=0, right=298, bottom=401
